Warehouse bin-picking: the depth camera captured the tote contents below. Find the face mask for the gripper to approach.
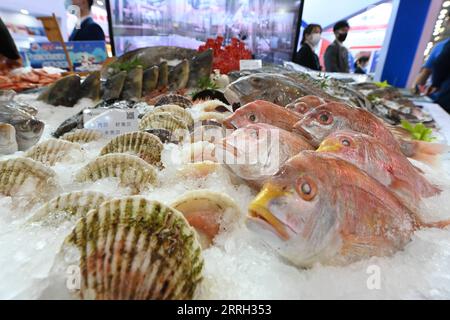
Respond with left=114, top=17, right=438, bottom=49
left=337, top=33, right=348, bottom=42
left=309, top=33, right=321, bottom=47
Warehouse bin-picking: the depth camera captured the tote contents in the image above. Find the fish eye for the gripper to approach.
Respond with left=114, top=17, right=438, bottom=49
left=341, top=138, right=351, bottom=147
left=295, top=177, right=317, bottom=201
left=249, top=114, right=257, bottom=122
left=317, top=112, right=333, bottom=125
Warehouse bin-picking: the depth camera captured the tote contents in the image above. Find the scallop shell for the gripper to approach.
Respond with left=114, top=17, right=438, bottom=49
left=29, top=191, right=109, bottom=225
left=193, top=99, right=233, bottom=113
left=61, top=129, right=103, bottom=144
left=143, top=129, right=175, bottom=144
left=198, top=111, right=232, bottom=123
left=25, top=138, right=84, bottom=166
left=75, top=153, right=157, bottom=193
left=171, top=190, right=241, bottom=248
left=139, top=112, right=189, bottom=142
left=153, top=104, right=194, bottom=128
left=100, top=132, right=163, bottom=167
left=55, top=196, right=203, bottom=299
left=155, top=94, right=193, bottom=109
left=0, top=157, right=60, bottom=204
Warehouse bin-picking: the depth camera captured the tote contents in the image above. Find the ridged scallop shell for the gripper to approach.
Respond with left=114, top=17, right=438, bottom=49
left=153, top=104, right=194, bottom=128
left=0, top=157, right=60, bottom=204
left=171, top=190, right=241, bottom=248
left=198, top=111, right=231, bottom=123
left=193, top=99, right=233, bottom=113
left=55, top=196, right=203, bottom=299
left=75, top=154, right=157, bottom=193
left=155, top=94, right=193, bottom=108
left=139, top=112, right=189, bottom=143
left=100, top=132, right=163, bottom=167
left=25, top=138, right=84, bottom=166
left=29, top=191, right=109, bottom=225
left=61, top=129, right=103, bottom=143
left=143, top=129, right=174, bottom=144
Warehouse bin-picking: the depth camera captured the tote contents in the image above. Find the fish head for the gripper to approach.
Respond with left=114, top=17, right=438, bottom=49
left=218, top=123, right=282, bottom=181
left=222, top=100, right=288, bottom=129
left=293, top=102, right=354, bottom=147
left=13, top=118, right=45, bottom=151
left=286, top=101, right=313, bottom=115
left=317, top=130, right=364, bottom=161
left=247, top=151, right=341, bottom=266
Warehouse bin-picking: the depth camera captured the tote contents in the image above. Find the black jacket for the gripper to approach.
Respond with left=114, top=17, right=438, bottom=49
left=294, top=43, right=321, bottom=71
left=432, top=40, right=450, bottom=111
left=69, top=17, right=105, bottom=42
left=324, top=40, right=349, bottom=73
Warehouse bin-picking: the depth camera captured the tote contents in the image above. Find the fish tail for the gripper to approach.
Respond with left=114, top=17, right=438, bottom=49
left=405, top=140, right=450, bottom=168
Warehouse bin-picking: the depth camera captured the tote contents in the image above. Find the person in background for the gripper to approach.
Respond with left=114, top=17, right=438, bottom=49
left=294, top=24, right=322, bottom=71
left=324, top=20, right=350, bottom=73
left=69, top=0, right=105, bottom=41
left=354, top=56, right=370, bottom=74
left=427, top=39, right=450, bottom=112
left=412, top=11, right=449, bottom=101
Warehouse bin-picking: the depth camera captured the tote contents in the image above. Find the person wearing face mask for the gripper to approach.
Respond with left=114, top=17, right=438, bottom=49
left=354, top=56, right=370, bottom=74
left=324, top=20, right=350, bottom=73
left=294, top=24, right=322, bottom=71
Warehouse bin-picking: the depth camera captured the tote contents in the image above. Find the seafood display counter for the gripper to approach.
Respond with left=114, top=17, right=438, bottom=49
left=1, top=47, right=450, bottom=300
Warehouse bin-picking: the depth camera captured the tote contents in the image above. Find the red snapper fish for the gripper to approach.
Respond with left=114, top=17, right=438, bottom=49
left=286, top=95, right=327, bottom=115
left=317, top=130, right=441, bottom=212
left=246, top=151, right=450, bottom=267
left=217, top=123, right=313, bottom=188
left=293, top=102, right=449, bottom=166
left=222, top=100, right=301, bottom=132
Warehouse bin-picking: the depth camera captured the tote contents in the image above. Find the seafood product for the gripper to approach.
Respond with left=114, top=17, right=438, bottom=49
left=247, top=151, right=450, bottom=267
left=223, top=100, right=301, bottom=131
left=60, top=129, right=103, bottom=144
left=0, top=100, right=44, bottom=151
left=51, top=197, right=203, bottom=299
left=24, top=138, right=84, bottom=166
left=100, top=131, right=163, bottom=167
left=171, top=190, right=241, bottom=248
left=154, top=94, right=193, bottom=109
left=317, top=130, right=441, bottom=211
left=38, top=75, right=81, bottom=107
left=75, top=153, right=157, bottom=192
left=0, top=123, right=18, bottom=155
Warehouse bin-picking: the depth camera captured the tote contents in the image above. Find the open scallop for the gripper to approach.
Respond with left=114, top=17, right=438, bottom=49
left=49, top=197, right=204, bottom=300
left=171, top=190, right=241, bottom=248
left=25, top=138, right=85, bottom=166
left=61, top=129, right=103, bottom=144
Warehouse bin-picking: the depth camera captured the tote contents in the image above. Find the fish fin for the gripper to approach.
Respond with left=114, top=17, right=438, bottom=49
left=408, top=141, right=450, bottom=168
left=389, top=178, right=412, bottom=193
left=420, top=219, right=450, bottom=229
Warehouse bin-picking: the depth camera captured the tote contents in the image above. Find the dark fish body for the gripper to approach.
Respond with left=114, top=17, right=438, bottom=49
left=79, top=71, right=101, bottom=101
left=38, top=75, right=81, bottom=107
left=121, top=66, right=143, bottom=101
left=142, top=66, right=159, bottom=96
left=169, top=59, right=190, bottom=90
left=102, top=71, right=127, bottom=101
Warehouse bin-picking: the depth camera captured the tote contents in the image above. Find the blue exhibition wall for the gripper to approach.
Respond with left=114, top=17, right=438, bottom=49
left=380, top=0, right=432, bottom=87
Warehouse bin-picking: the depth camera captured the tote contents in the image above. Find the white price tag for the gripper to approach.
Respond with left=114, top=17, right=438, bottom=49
left=84, top=109, right=139, bottom=137
left=240, top=59, right=262, bottom=70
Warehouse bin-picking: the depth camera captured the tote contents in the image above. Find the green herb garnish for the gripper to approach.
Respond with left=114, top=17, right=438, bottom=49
left=190, top=76, right=219, bottom=97
left=112, top=58, right=143, bottom=72
left=374, top=80, right=390, bottom=88
left=400, top=120, right=436, bottom=142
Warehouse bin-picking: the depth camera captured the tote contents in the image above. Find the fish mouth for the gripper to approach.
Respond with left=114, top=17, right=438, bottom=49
left=317, top=141, right=342, bottom=153
left=222, top=116, right=236, bottom=129
left=248, top=184, right=290, bottom=240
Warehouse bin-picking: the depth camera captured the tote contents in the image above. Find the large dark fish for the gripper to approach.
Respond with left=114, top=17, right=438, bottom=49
left=224, top=73, right=317, bottom=107
left=0, top=101, right=44, bottom=150
left=37, top=75, right=81, bottom=107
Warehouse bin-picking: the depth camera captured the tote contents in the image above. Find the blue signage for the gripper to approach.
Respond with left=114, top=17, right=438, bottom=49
left=27, top=41, right=107, bottom=71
